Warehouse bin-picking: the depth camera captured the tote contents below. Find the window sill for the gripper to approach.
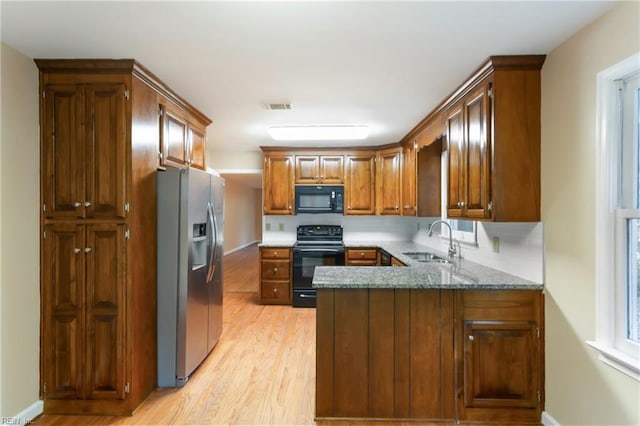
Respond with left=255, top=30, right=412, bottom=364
left=586, top=340, right=640, bottom=381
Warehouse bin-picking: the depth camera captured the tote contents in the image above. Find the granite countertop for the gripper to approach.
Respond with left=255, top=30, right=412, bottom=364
left=314, top=240, right=543, bottom=290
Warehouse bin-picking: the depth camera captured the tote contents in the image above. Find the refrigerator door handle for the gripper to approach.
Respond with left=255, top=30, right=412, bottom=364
left=206, top=202, right=217, bottom=282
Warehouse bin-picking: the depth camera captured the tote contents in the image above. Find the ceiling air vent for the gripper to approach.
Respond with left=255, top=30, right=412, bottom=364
left=265, top=103, right=292, bottom=110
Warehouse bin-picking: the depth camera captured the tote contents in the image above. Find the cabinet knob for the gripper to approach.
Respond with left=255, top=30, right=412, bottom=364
left=395, top=205, right=399, bottom=210
left=73, top=201, right=81, bottom=208
left=273, top=288, right=279, bottom=295
left=273, top=252, right=278, bottom=257
left=84, top=247, right=92, bottom=253
left=273, top=267, right=278, bottom=272
left=360, top=252, right=365, bottom=257
left=74, top=248, right=81, bottom=254
left=468, top=335, right=474, bottom=341
left=84, top=201, right=92, bottom=207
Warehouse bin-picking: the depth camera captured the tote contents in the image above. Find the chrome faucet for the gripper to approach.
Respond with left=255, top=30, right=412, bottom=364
left=428, top=220, right=457, bottom=258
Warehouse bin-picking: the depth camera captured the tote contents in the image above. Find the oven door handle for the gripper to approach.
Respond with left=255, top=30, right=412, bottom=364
left=294, top=248, right=345, bottom=253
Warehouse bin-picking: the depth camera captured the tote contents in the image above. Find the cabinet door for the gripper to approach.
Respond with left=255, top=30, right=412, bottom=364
left=401, top=142, right=417, bottom=216
left=377, top=148, right=402, bottom=215
left=84, top=224, right=127, bottom=400
left=42, top=84, right=85, bottom=219
left=463, top=321, right=539, bottom=409
left=295, top=156, right=320, bottom=184
left=160, top=102, right=188, bottom=169
left=85, top=84, right=127, bottom=219
left=189, top=124, right=207, bottom=170
left=344, top=154, right=376, bottom=215
left=446, top=104, right=465, bottom=218
left=42, top=223, right=85, bottom=399
left=464, top=83, right=491, bottom=219
left=264, top=154, right=294, bottom=215
left=319, top=155, right=344, bottom=184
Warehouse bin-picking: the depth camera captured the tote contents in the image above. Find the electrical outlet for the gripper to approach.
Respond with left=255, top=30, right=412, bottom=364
left=265, top=223, right=271, bottom=231
left=278, top=223, right=285, bottom=232
left=492, top=236, right=500, bottom=253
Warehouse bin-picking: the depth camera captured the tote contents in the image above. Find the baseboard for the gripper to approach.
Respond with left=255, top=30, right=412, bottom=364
left=542, top=411, right=560, bottom=426
left=3, top=400, right=43, bottom=425
left=224, top=240, right=259, bottom=256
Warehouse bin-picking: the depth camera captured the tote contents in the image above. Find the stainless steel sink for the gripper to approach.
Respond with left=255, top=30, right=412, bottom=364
left=402, top=252, right=453, bottom=264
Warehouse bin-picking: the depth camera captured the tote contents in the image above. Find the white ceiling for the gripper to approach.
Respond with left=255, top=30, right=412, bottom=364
left=1, top=1, right=615, bottom=163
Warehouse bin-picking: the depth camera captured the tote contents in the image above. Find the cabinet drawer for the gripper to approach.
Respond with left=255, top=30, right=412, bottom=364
left=261, top=281, right=291, bottom=302
left=346, top=248, right=378, bottom=261
left=261, top=260, right=290, bottom=280
left=347, top=260, right=378, bottom=267
left=261, top=248, right=291, bottom=260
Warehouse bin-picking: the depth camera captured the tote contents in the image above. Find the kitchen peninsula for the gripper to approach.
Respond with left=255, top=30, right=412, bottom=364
left=314, top=242, right=544, bottom=424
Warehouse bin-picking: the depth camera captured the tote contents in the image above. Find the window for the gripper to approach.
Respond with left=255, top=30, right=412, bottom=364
left=589, top=53, right=640, bottom=380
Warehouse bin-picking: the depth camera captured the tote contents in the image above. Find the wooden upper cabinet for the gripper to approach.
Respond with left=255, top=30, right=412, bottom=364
left=446, top=82, right=491, bottom=220
left=417, top=138, right=443, bottom=217
left=42, top=223, right=126, bottom=401
left=376, top=147, right=402, bottom=215
left=344, top=153, right=376, bottom=215
left=264, top=154, right=294, bottom=215
left=405, top=55, right=544, bottom=222
left=42, top=83, right=127, bottom=220
left=295, top=155, right=344, bottom=184
left=159, top=101, right=188, bottom=168
left=401, top=142, right=417, bottom=216
left=159, top=99, right=209, bottom=170
left=188, top=123, right=207, bottom=170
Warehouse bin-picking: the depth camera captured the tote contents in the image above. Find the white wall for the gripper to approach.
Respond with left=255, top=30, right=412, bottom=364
left=0, top=43, right=40, bottom=419
left=541, top=2, right=640, bottom=425
left=223, top=179, right=262, bottom=254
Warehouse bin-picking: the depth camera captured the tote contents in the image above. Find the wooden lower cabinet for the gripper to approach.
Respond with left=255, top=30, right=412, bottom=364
left=259, top=247, right=292, bottom=304
left=42, top=222, right=128, bottom=408
left=345, top=248, right=378, bottom=266
left=316, top=288, right=544, bottom=424
left=456, top=290, right=544, bottom=423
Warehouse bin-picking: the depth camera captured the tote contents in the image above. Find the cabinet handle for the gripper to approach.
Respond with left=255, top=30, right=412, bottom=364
left=461, top=201, right=466, bottom=207
left=74, top=248, right=81, bottom=254
left=84, top=247, right=92, bottom=253
left=468, top=335, right=474, bottom=341
left=84, top=201, right=92, bottom=207
left=360, top=252, right=365, bottom=257
left=273, top=288, right=279, bottom=295
left=288, top=205, right=292, bottom=210
left=73, top=201, right=81, bottom=208
left=395, top=205, right=399, bottom=210
left=273, top=267, right=278, bottom=272
left=273, top=252, right=278, bottom=257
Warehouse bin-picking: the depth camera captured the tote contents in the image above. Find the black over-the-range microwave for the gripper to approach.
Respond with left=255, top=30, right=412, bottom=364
left=295, top=185, right=344, bottom=214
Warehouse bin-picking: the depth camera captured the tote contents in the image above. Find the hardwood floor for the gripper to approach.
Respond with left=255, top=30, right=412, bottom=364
left=224, top=243, right=260, bottom=294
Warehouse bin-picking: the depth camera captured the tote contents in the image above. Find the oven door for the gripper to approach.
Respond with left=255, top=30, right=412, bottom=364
left=292, top=246, right=345, bottom=307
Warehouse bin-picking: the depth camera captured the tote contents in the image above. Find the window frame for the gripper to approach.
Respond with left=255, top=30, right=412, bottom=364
left=588, top=52, right=640, bottom=381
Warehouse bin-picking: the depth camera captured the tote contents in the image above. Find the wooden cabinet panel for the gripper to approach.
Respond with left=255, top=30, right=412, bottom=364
left=189, top=124, right=206, bottom=170
left=43, top=83, right=127, bottom=220
left=401, top=142, right=417, bottom=216
left=346, top=248, right=378, bottom=266
left=259, top=247, right=292, bottom=305
left=160, top=102, right=188, bottom=169
left=84, top=224, right=126, bottom=400
left=319, top=155, right=344, bottom=184
left=417, top=138, right=443, bottom=217
left=42, top=85, right=84, bottom=219
left=85, top=84, right=127, bottom=219
left=344, top=154, right=375, bottom=215
left=295, top=156, right=319, bottom=183
left=42, top=224, right=85, bottom=400
left=456, top=290, right=543, bottom=423
left=463, top=84, right=491, bottom=219
left=263, top=154, right=294, bottom=215
left=295, top=155, right=344, bottom=184
left=376, top=147, right=402, bottom=215
left=316, top=288, right=457, bottom=421
left=446, top=104, right=465, bottom=218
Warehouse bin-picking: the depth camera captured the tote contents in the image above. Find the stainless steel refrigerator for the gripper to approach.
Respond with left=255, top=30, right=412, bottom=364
left=157, top=167, right=224, bottom=387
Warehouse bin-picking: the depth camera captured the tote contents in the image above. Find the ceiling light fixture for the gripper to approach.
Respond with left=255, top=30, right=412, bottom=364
left=268, top=125, right=369, bottom=141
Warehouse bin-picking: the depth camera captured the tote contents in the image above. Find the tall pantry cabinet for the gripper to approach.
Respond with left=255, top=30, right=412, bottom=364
left=36, top=59, right=210, bottom=415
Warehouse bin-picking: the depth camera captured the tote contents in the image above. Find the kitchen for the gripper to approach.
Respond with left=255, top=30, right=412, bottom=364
left=1, top=2, right=639, bottom=426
